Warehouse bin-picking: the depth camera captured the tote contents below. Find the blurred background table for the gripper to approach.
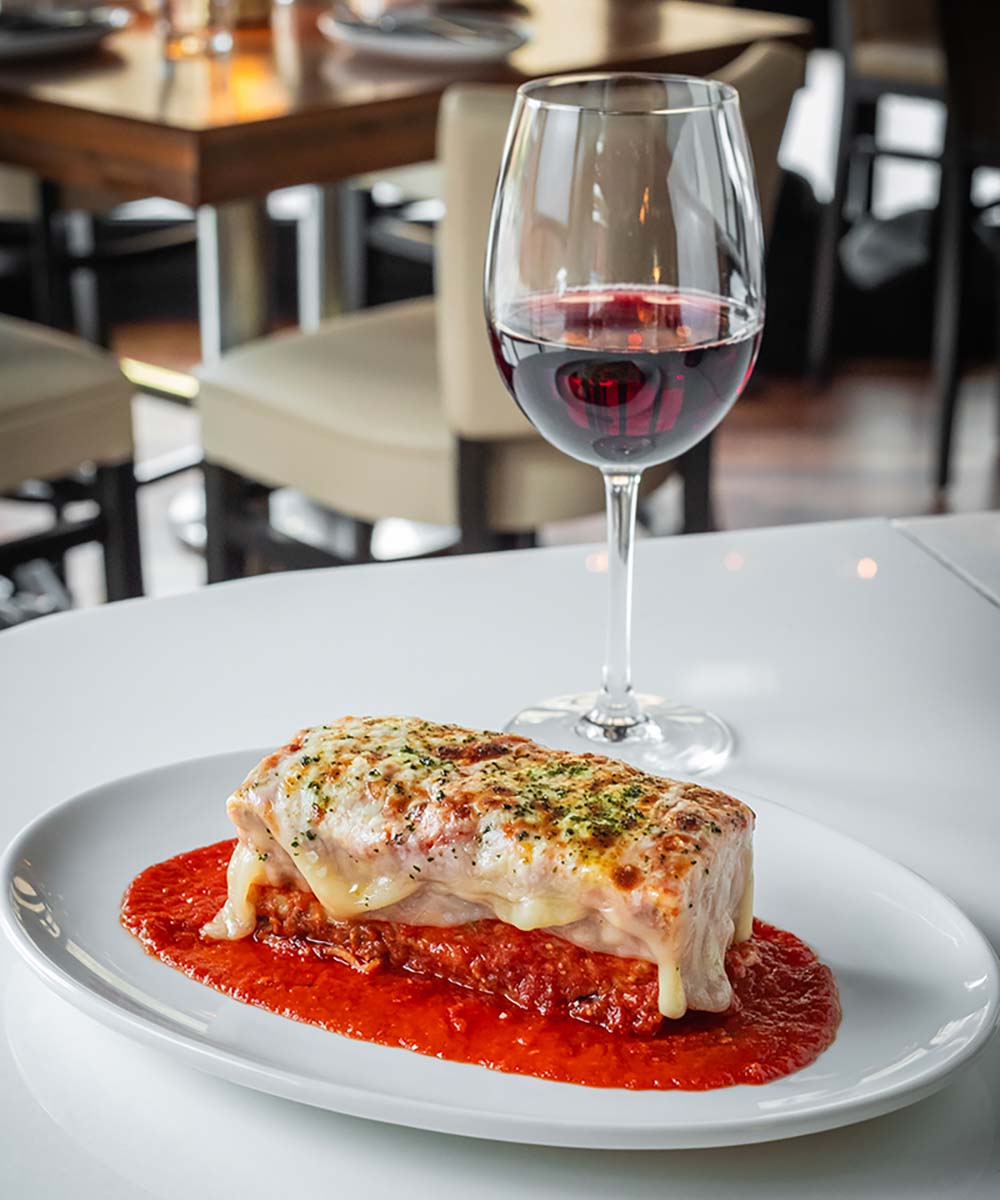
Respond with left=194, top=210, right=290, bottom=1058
left=0, top=1, right=811, bottom=357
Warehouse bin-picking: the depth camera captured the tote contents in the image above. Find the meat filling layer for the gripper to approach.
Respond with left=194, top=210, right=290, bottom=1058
left=253, top=883, right=669, bottom=1035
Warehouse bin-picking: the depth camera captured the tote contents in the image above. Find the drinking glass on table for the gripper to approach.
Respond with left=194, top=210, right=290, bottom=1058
left=485, top=73, right=764, bottom=775
left=157, top=0, right=234, bottom=58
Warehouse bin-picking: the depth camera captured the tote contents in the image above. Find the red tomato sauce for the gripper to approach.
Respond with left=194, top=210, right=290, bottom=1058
left=121, top=840, right=840, bottom=1090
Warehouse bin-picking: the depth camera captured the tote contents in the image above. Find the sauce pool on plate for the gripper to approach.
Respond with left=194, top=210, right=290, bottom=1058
left=121, top=839, right=840, bottom=1090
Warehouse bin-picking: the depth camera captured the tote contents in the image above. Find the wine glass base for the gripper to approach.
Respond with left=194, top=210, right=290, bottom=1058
left=505, top=693, right=733, bottom=777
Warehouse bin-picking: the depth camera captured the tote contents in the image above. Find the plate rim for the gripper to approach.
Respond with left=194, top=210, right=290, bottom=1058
left=316, top=8, right=527, bottom=63
left=3, top=748, right=999, bottom=1149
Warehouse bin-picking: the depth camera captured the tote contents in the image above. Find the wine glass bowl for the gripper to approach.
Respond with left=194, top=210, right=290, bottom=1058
left=487, top=289, right=761, bottom=471
left=485, top=73, right=764, bottom=775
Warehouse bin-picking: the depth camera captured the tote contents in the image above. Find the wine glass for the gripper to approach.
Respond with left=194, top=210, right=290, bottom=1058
left=484, top=73, right=764, bottom=775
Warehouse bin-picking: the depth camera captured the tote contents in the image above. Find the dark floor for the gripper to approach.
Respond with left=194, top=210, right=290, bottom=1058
left=717, top=361, right=999, bottom=527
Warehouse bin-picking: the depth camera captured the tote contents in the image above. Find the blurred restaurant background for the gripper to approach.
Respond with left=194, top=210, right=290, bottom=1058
left=0, top=0, right=997, bottom=624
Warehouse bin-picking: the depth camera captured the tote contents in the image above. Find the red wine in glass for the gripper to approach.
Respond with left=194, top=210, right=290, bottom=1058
left=489, top=288, right=761, bottom=470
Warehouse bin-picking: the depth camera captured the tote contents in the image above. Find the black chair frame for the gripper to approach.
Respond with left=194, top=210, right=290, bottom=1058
left=930, top=0, right=1000, bottom=491
left=203, top=437, right=716, bottom=583
left=30, top=179, right=197, bottom=348
left=0, top=462, right=144, bottom=602
left=807, top=0, right=944, bottom=384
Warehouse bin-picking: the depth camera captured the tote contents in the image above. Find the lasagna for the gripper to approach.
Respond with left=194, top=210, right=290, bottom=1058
left=204, top=717, right=754, bottom=1030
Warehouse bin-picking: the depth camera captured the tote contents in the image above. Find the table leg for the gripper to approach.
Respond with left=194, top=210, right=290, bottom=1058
left=296, top=181, right=366, bottom=331
left=190, top=187, right=368, bottom=573
left=293, top=181, right=371, bottom=561
left=196, top=198, right=269, bottom=362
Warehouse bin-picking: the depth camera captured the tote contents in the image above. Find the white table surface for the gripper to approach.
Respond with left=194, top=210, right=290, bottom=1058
left=897, top=511, right=1000, bottom=606
left=1, top=515, right=998, bottom=1199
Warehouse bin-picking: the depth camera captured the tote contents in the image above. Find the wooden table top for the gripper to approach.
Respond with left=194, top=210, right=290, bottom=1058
left=0, top=2, right=811, bottom=206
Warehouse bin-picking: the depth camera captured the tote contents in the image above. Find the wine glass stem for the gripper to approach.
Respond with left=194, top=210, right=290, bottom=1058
left=587, top=470, right=646, bottom=734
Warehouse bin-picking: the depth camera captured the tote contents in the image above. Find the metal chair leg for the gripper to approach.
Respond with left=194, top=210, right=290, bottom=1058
left=679, top=434, right=716, bottom=535
left=493, top=531, right=537, bottom=550
left=204, top=461, right=248, bottom=583
left=848, top=99, right=877, bottom=220
left=49, top=493, right=69, bottom=586
left=95, top=459, right=144, bottom=600
left=31, top=179, right=71, bottom=330
left=808, top=87, right=857, bottom=385
left=932, top=150, right=973, bottom=492
left=456, top=439, right=493, bottom=554
left=351, top=517, right=375, bottom=564
left=995, top=263, right=1000, bottom=444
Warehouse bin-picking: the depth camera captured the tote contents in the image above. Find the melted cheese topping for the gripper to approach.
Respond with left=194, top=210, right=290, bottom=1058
left=204, top=717, right=755, bottom=1018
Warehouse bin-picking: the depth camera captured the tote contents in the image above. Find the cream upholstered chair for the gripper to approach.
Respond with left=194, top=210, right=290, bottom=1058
left=0, top=316, right=143, bottom=600
left=197, top=41, right=805, bottom=580
left=0, top=166, right=36, bottom=221
left=808, top=0, right=944, bottom=380
left=723, top=41, right=808, bottom=239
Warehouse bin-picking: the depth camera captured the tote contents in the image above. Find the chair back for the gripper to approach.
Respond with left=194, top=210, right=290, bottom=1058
left=844, top=0, right=938, bottom=45
left=717, top=41, right=806, bottom=237
left=436, top=41, right=805, bottom=441
left=0, top=166, right=37, bottom=221
left=436, top=86, right=526, bottom=441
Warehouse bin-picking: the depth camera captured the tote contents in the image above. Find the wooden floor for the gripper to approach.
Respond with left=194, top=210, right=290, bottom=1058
left=717, top=362, right=999, bottom=527
left=2, top=317, right=998, bottom=607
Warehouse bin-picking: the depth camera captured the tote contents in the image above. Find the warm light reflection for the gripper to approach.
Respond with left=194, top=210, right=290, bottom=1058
left=231, top=58, right=282, bottom=117
left=121, top=358, right=199, bottom=401
left=585, top=551, right=609, bottom=573
left=723, top=551, right=745, bottom=572
left=561, top=292, right=615, bottom=306
left=857, top=557, right=878, bottom=580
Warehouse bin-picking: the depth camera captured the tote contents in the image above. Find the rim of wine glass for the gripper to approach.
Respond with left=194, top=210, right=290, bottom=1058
left=516, top=72, right=739, bottom=116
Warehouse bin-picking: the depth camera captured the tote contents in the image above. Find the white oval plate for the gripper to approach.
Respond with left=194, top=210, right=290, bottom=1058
left=2, top=750, right=997, bottom=1149
left=317, top=9, right=526, bottom=63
